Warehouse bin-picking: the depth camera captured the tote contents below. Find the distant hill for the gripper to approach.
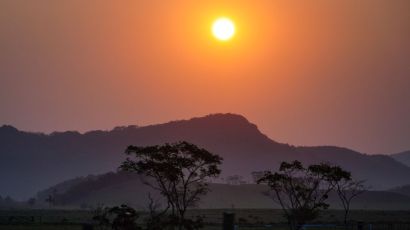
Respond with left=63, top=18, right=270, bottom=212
left=2, top=113, right=410, bottom=199
left=389, top=184, right=410, bottom=197
left=391, top=151, right=410, bottom=167
left=38, top=171, right=410, bottom=210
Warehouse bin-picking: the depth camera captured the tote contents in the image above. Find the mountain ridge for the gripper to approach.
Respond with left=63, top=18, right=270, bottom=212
left=391, top=151, right=410, bottom=168
left=1, top=113, right=410, bottom=199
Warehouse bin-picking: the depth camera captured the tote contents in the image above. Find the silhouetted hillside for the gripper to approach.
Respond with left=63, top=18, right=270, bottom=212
left=38, top=171, right=410, bottom=210
left=391, top=151, right=410, bottom=167
left=389, top=184, right=410, bottom=197
left=1, top=113, right=410, bottom=199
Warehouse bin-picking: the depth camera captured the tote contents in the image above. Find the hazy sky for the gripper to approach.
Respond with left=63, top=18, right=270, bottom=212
left=1, top=0, right=409, bottom=154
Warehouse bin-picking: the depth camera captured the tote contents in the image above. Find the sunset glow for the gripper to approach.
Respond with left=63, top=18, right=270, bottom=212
left=212, top=17, right=235, bottom=41
left=1, top=0, right=410, bottom=220
left=1, top=1, right=409, bottom=154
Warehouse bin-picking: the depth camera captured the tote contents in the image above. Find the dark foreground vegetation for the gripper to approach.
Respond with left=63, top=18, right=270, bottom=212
left=1, top=209, right=410, bottom=230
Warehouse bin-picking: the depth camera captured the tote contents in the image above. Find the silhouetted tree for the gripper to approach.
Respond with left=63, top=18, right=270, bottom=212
left=27, top=198, right=36, bottom=208
left=251, top=171, right=266, bottom=184
left=92, top=205, right=111, bottom=230
left=334, top=179, right=366, bottom=224
left=2, top=196, right=17, bottom=208
left=45, top=189, right=58, bottom=207
left=258, top=161, right=351, bottom=230
left=93, top=204, right=141, bottom=230
left=45, top=195, right=55, bottom=207
left=120, top=141, right=222, bottom=230
left=110, top=205, right=141, bottom=230
left=45, top=189, right=58, bottom=206
left=144, top=193, right=166, bottom=230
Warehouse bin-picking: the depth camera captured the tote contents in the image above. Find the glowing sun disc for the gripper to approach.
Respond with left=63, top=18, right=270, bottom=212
left=212, top=18, right=235, bottom=41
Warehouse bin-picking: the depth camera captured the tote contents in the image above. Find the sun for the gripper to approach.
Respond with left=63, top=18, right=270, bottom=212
left=212, top=17, right=235, bottom=41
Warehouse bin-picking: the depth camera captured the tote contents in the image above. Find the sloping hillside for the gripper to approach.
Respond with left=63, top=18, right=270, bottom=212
left=391, top=151, right=410, bottom=167
left=1, top=113, right=410, bottom=199
left=38, top=171, right=410, bottom=210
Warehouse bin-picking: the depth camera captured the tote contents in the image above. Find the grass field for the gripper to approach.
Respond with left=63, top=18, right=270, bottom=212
left=0, top=225, right=83, bottom=230
left=0, top=209, right=410, bottom=229
left=0, top=225, right=282, bottom=230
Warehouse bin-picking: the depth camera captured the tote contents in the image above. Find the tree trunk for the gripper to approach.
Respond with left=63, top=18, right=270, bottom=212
left=288, top=217, right=301, bottom=230
left=344, top=204, right=350, bottom=225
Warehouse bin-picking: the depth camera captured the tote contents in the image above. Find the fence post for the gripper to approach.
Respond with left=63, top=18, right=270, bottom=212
left=357, top=221, right=364, bottom=230
left=223, top=212, right=235, bottom=230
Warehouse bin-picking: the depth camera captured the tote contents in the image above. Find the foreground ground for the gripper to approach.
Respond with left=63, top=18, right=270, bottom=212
left=0, top=209, right=410, bottom=229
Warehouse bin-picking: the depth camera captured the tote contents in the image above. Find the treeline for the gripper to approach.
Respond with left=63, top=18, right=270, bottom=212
left=99, top=141, right=365, bottom=230
left=4, top=141, right=365, bottom=230
left=0, top=196, right=36, bottom=209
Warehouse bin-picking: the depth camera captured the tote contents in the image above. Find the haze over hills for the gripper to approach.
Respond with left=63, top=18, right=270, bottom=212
left=1, top=113, right=410, bottom=200
left=391, top=151, right=410, bottom=168
left=38, top=171, right=410, bottom=210
left=389, top=184, right=410, bottom=198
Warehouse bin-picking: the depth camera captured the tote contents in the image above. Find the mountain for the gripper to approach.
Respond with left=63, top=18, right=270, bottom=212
left=1, top=113, right=410, bottom=199
left=389, top=184, right=410, bottom=197
left=391, top=151, right=410, bottom=167
left=38, top=171, right=410, bottom=210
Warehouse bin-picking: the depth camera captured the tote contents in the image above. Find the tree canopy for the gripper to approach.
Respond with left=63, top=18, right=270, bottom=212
left=258, top=160, right=351, bottom=230
left=120, top=141, right=222, bottom=229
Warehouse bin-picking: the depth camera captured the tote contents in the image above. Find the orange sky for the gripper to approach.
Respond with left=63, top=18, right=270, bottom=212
left=1, top=0, right=409, bottom=154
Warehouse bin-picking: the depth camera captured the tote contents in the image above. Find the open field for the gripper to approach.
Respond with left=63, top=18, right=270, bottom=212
left=0, top=209, right=410, bottom=230
left=1, top=209, right=410, bottom=224
left=0, top=225, right=83, bottom=230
